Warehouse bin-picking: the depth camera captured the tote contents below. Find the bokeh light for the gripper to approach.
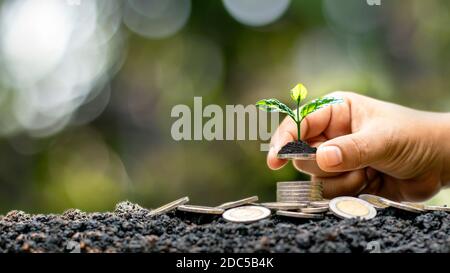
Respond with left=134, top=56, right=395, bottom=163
left=323, top=0, right=383, bottom=34
left=223, top=0, right=290, bottom=27
left=0, top=0, right=124, bottom=137
left=123, top=0, right=191, bottom=39
left=0, top=0, right=72, bottom=85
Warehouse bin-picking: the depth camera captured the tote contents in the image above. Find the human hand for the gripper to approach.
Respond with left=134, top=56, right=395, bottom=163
left=267, top=92, right=450, bottom=201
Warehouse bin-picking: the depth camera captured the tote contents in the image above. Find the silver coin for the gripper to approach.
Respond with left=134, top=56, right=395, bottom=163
left=222, top=206, right=271, bottom=223
left=277, top=196, right=322, bottom=201
left=329, top=196, right=377, bottom=220
left=402, top=202, right=425, bottom=211
left=358, top=194, right=389, bottom=209
left=277, top=153, right=316, bottom=160
left=259, top=202, right=308, bottom=210
left=277, top=196, right=319, bottom=201
left=424, top=205, right=450, bottom=212
left=277, top=189, right=323, bottom=194
left=278, top=185, right=322, bottom=189
left=378, top=198, right=423, bottom=213
left=277, top=187, right=322, bottom=191
left=277, top=188, right=322, bottom=193
left=310, top=200, right=330, bottom=207
left=277, top=185, right=323, bottom=189
left=177, top=205, right=224, bottom=215
left=277, top=194, right=322, bottom=198
left=277, top=181, right=322, bottom=186
left=277, top=188, right=323, bottom=193
left=278, top=196, right=322, bottom=201
left=276, top=210, right=324, bottom=219
left=277, top=192, right=323, bottom=196
left=277, top=193, right=322, bottom=198
left=277, top=188, right=322, bottom=192
left=277, top=199, right=322, bottom=204
left=278, top=187, right=322, bottom=190
left=217, top=196, right=259, bottom=210
left=278, top=182, right=323, bottom=186
left=149, top=196, right=190, bottom=216
left=277, top=200, right=312, bottom=204
left=277, top=197, right=322, bottom=202
left=301, top=207, right=329, bottom=214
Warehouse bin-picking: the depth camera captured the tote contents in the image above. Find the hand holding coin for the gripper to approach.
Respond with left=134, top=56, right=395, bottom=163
left=267, top=92, right=450, bottom=202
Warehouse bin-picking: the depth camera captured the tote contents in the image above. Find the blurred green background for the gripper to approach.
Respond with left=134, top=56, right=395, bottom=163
left=0, top=0, right=449, bottom=213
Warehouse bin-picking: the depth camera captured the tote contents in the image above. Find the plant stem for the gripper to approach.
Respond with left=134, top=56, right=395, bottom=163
left=297, top=101, right=301, bottom=141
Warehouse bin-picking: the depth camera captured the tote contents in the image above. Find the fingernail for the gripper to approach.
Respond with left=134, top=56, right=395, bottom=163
left=268, top=146, right=277, bottom=157
left=319, top=146, right=343, bottom=167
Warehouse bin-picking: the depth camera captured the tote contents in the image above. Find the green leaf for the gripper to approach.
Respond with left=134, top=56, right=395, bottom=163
left=256, top=98, right=297, bottom=121
left=290, top=83, right=308, bottom=103
left=300, top=96, right=344, bottom=119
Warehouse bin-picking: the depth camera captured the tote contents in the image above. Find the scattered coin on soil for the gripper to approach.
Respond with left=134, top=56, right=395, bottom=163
left=222, top=205, right=271, bottom=223
left=217, top=196, right=259, bottom=210
left=259, top=202, right=308, bottom=210
left=424, top=205, right=450, bottom=212
left=2, top=201, right=450, bottom=253
left=329, top=197, right=377, bottom=220
left=177, top=205, right=224, bottom=215
left=301, top=207, right=329, bottom=214
left=276, top=210, right=324, bottom=219
left=358, top=194, right=389, bottom=209
left=149, top=196, right=189, bottom=216
left=402, top=202, right=425, bottom=211
left=378, top=198, right=423, bottom=214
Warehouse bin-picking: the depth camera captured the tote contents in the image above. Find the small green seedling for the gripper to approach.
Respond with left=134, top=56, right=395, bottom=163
left=256, top=83, right=343, bottom=142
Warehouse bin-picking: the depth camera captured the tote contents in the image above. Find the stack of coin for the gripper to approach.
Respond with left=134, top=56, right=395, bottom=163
left=276, top=181, right=323, bottom=203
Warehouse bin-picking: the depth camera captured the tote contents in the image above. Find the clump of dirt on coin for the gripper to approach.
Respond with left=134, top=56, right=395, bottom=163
left=278, top=141, right=317, bottom=155
left=0, top=201, right=449, bottom=253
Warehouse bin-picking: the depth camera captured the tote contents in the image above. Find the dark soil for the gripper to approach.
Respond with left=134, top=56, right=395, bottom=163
left=0, top=201, right=449, bottom=253
left=278, top=141, right=317, bottom=155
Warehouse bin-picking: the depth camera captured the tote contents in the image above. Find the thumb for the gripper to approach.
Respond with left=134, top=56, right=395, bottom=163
left=316, top=130, right=387, bottom=172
